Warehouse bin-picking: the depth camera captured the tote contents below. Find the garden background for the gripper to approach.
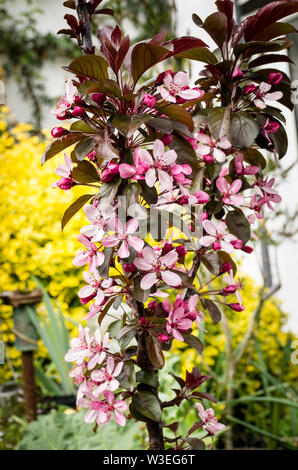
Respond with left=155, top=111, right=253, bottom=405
left=0, top=0, right=297, bottom=450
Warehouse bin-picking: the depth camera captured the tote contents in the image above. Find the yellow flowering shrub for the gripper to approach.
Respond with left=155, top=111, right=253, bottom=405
left=0, top=108, right=87, bottom=381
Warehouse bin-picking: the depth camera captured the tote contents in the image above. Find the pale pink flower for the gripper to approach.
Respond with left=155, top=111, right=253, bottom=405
left=78, top=271, right=119, bottom=306
left=253, top=177, right=282, bottom=210
left=159, top=71, right=204, bottom=103
left=216, top=177, right=244, bottom=206
left=136, top=139, right=177, bottom=192
left=65, top=325, right=91, bottom=365
left=73, top=234, right=105, bottom=272
left=78, top=394, right=107, bottom=425
left=199, top=220, right=237, bottom=254
left=254, top=82, right=283, bottom=109
left=196, top=403, right=225, bottom=435
left=195, top=132, right=231, bottom=163
left=101, top=218, right=144, bottom=258
left=134, top=246, right=182, bottom=289
left=97, top=390, right=127, bottom=427
left=51, top=78, right=77, bottom=118
left=91, top=357, right=123, bottom=395
left=80, top=204, right=115, bottom=242
left=87, top=330, right=110, bottom=370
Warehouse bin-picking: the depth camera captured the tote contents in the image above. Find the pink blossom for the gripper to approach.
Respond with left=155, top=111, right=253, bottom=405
left=101, top=218, right=144, bottom=258
left=136, top=139, right=177, bottom=192
left=199, top=220, right=237, bottom=254
left=87, top=330, right=110, bottom=370
left=91, top=357, right=123, bottom=395
left=73, top=234, right=105, bottom=272
left=163, top=299, right=193, bottom=342
left=232, top=68, right=243, bottom=78
left=196, top=403, right=225, bottom=435
left=78, top=271, right=119, bottom=306
left=223, top=270, right=243, bottom=305
left=171, top=164, right=192, bottom=185
left=186, top=294, right=206, bottom=331
left=65, top=325, right=91, bottom=365
left=134, top=246, right=181, bottom=289
left=51, top=78, right=76, bottom=118
left=52, top=153, right=75, bottom=190
left=119, top=163, right=136, bottom=179
left=80, top=203, right=115, bottom=243
left=78, top=394, right=107, bottom=425
left=159, top=71, right=204, bottom=103
left=262, top=118, right=280, bottom=143
left=98, top=390, right=127, bottom=427
left=254, top=177, right=282, bottom=208
left=254, top=82, right=283, bottom=109
left=195, top=132, right=231, bottom=163
left=216, top=177, right=244, bottom=206
left=234, top=153, right=259, bottom=176
left=268, top=72, right=283, bottom=85
left=143, top=93, right=156, bottom=108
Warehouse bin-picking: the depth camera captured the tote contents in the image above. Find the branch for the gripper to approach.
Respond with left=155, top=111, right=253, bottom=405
left=76, top=0, right=94, bottom=54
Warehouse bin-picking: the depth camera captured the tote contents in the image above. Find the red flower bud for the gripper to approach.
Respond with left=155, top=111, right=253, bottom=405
left=51, top=127, right=69, bottom=138
left=158, top=334, right=171, bottom=343
left=123, top=263, right=136, bottom=273
left=231, top=239, right=243, bottom=250
left=72, top=106, right=86, bottom=118
left=220, top=262, right=232, bottom=274
left=203, top=155, right=214, bottom=164
left=161, top=134, right=173, bottom=146
left=242, top=245, right=253, bottom=254
left=57, top=177, right=75, bottom=191
left=91, top=93, right=106, bottom=106
left=176, top=245, right=187, bottom=258
left=228, top=303, right=245, bottom=312
left=268, top=72, right=283, bottom=85
left=143, top=93, right=156, bottom=108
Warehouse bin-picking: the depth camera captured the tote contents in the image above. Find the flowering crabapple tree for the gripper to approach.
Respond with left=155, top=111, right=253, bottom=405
left=43, top=0, right=298, bottom=450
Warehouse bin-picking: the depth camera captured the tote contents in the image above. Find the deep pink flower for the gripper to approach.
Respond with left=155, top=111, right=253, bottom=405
left=51, top=126, right=69, bottom=138
left=216, top=177, right=244, bottom=206
left=268, top=72, right=283, bottom=85
left=196, top=403, right=225, bottom=435
left=52, top=153, right=74, bottom=190
left=199, top=220, right=237, bottom=254
left=262, top=118, right=280, bottom=143
left=163, top=299, right=193, bottom=342
left=134, top=246, right=181, bottom=289
left=234, top=153, right=259, bottom=176
left=223, top=270, right=243, bottom=305
left=73, top=234, right=105, bottom=272
left=232, top=68, right=243, bottom=78
left=101, top=218, right=144, bottom=258
left=91, top=93, right=106, bottom=106
left=159, top=71, right=204, bottom=103
left=143, top=93, right=156, bottom=108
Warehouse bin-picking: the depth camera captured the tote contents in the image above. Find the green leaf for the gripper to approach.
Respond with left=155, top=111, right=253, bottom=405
left=201, top=251, right=220, bottom=275
left=112, top=114, right=152, bottom=138
left=184, top=437, right=206, bottom=450
left=170, top=134, right=198, bottom=173
left=61, top=194, right=93, bottom=230
left=131, top=43, right=169, bottom=83
left=139, top=180, right=158, bottom=205
left=70, top=121, right=95, bottom=133
left=66, top=55, right=108, bottom=82
left=268, top=120, right=288, bottom=159
left=227, top=112, right=259, bottom=148
left=253, top=22, right=297, bottom=42
left=117, top=360, right=135, bottom=391
left=41, top=133, right=83, bottom=165
left=203, top=12, right=227, bottom=48
left=242, top=148, right=266, bottom=170
left=130, top=391, right=162, bottom=422
left=203, top=299, right=222, bottom=324
left=136, top=369, right=159, bottom=387
left=75, top=137, right=94, bottom=161
left=72, top=160, right=100, bottom=183
left=182, top=333, right=204, bottom=353
left=226, top=209, right=250, bottom=244
left=146, top=335, right=165, bottom=369
left=175, top=47, right=217, bottom=64
left=208, top=106, right=231, bottom=140
left=155, top=103, right=194, bottom=132
left=133, top=277, right=150, bottom=303
left=108, top=320, right=121, bottom=339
